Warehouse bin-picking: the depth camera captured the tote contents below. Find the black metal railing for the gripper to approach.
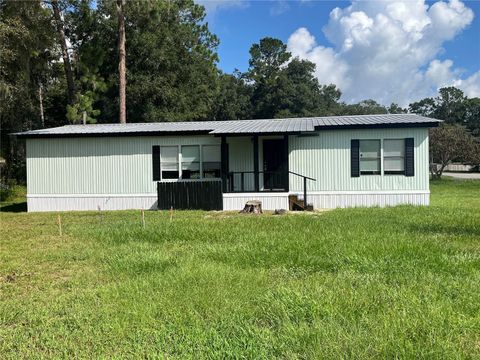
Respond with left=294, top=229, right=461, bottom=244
left=224, top=170, right=316, bottom=205
left=225, top=171, right=289, bottom=192
left=288, top=171, right=316, bottom=208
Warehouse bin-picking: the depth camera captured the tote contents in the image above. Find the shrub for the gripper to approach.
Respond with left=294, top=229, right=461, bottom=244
left=0, top=179, right=15, bottom=202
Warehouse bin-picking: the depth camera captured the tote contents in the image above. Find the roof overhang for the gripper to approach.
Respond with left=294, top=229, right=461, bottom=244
left=14, top=130, right=212, bottom=139
left=12, top=114, right=442, bottom=139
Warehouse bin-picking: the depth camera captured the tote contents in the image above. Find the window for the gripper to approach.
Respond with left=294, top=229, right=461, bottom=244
left=202, top=145, right=221, bottom=178
left=359, top=140, right=381, bottom=175
left=160, top=146, right=179, bottom=179
left=181, top=145, right=200, bottom=179
left=384, top=139, right=405, bottom=175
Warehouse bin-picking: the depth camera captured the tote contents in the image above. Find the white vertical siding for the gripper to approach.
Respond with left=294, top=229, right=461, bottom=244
left=27, top=135, right=220, bottom=195
left=227, top=137, right=255, bottom=191
left=288, top=128, right=430, bottom=193
left=222, top=193, right=289, bottom=211
left=27, top=195, right=158, bottom=212
left=26, top=128, right=431, bottom=211
left=306, top=192, right=429, bottom=209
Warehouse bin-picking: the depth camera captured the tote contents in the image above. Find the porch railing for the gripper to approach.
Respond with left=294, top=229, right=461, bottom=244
left=288, top=171, right=316, bottom=209
left=224, top=170, right=316, bottom=207
left=225, top=171, right=288, bottom=192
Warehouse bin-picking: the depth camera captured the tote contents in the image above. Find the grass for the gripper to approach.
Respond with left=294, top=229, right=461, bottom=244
left=1, top=179, right=479, bottom=359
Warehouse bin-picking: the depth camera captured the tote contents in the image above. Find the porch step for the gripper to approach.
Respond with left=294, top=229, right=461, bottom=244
left=288, top=195, right=313, bottom=211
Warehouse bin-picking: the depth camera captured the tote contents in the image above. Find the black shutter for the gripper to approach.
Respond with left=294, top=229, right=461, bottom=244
left=351, top=139, right=360, bottom=177
left=405, top=138, right=414, bottom=177
left=152, top=145, right=160, bottom=181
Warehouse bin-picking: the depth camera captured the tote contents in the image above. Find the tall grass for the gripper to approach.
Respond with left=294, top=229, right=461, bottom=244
left=1, top=179, right=479, bottom=358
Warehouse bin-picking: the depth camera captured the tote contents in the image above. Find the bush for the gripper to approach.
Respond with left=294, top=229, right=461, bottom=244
left=0, top=180, right=15, bottom=202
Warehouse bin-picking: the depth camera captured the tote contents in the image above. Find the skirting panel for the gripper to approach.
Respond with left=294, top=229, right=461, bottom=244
left=306, top=192, right=430, bottom=208
left=28, top=191, right=430, bottom=212
left=27, top=195, right=157, bottom=212
left=223, top=193, right=289, bottom=211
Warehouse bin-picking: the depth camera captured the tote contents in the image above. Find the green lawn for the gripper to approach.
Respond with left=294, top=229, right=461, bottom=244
left=1, top=179, right=479, bottom=359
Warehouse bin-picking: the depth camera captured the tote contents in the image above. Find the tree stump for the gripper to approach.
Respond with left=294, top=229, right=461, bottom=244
left=240, top=200, right=263, bottom=214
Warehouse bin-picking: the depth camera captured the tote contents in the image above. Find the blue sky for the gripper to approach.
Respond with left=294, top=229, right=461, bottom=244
left=200, top=0, right=480, bottom=105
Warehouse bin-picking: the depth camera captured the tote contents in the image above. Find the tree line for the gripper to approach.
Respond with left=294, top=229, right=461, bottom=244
left=1, top=0, right=479, bottom=181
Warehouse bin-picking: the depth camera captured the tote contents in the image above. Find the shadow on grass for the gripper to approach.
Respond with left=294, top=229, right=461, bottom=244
left=410, top=223, right=480, bottom=238
left=0, top=202, right=27, bottom=213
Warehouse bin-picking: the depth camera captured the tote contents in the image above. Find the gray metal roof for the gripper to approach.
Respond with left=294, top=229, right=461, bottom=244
left=14, top=114, right=441, bottom=138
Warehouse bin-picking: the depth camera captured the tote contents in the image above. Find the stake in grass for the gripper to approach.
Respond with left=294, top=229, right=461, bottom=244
left=57, top=214, right=62, bottom=236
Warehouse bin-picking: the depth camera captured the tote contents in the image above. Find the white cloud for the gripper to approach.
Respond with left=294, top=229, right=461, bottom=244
left=270, top=0, right=290, bottom=16
left=453, top=71, right=480, bottom=98
left=425, top=59, right=458, bottom=87
left=287, top=0, right=477, bottom=105
left=197, top=0, right=248, bottom=18
left=288, top=28, right=350, bottom=90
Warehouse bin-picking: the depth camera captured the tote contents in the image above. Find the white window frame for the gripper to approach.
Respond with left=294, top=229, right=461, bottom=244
left=157, top=144, right=221, bottom=182
left=355, top=138, right=411, bottom=177
left=180, top=145, right=201, bottom=180
left=201, top=145, right=222, bottom=179
left=359, top=139, right=382, bottom=176
left=383, top=138, right=406, bottom=175
left=160, top=145, right=180, bottom=181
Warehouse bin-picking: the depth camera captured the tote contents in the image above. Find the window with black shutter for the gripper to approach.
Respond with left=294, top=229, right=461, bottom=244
left=351, top=137, right=415, bottom=177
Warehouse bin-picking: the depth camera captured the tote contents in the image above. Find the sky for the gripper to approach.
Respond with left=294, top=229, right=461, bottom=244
left=199, top=0, right=480, bottom=106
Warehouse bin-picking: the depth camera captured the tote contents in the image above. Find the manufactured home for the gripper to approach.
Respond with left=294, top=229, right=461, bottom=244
left=14, top=114, right=441, bottom=212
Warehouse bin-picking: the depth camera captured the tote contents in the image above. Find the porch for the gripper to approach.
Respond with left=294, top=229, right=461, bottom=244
left=156, top=134, right=315, bottom=211
left=221, top=134, right=290, bottom=193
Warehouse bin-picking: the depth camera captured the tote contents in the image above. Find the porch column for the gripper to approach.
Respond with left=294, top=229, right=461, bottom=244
left=284, top=134, right=289, bottom=192
left=221, top=136, right=228, bottom=192
left=253, top=135, right=259, bottom=192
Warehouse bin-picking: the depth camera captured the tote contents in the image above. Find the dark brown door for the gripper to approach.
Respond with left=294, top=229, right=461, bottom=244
left=263, top=139, right=287, bottom=190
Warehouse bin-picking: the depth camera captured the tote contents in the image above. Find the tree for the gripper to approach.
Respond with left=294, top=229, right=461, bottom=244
left=429, top=124, right=480, bottom=179
left=116, top=0, right=126, bottom=123
left=409, top=87, right=480, bottom=138
left=89, top=0, right=219, bottom=122
left=276, top=58, right=331, bottom=118
left=244, top=37, right=340, bottom=119
left=434, top=87, right=467, bottom=124
left=388, top=103, right=407, bottom=114
left=51, top=0, right=77, bottom=106
left=340, top=99, right=388, bottom=115
left=212, top=72, right=252, bottom=120
left=465, top=97, right=480, bottom=137
left=0, top=0, right=56, bottom=181
left=65, top=0, right=108, bottom=124
left=318, top=84, right=342, bottom=115
left=409, top=97, right=436, bottom=117
left=246, top=37, right=291, bottom=118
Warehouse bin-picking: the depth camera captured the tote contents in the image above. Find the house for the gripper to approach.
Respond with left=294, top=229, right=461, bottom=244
left=14, top=114, right=441, bottom=212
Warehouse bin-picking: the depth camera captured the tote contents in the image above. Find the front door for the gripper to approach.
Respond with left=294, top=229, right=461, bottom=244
left=263, top=139, right=287, bottom=190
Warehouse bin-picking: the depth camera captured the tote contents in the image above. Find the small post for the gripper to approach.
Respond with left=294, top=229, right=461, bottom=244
left=169, top=206, right=173, bottom=222
left=82, top=111, right=87, bottom=125
left=97, top=205, right=103, bottom=223
left=57, top=214, right=63, bottom=236
left=253, top=135, right=259, bottom=192
left=141, top=208, right=145, bottom=229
